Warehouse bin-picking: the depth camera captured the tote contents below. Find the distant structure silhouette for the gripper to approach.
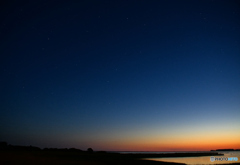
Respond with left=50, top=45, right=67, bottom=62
left=87, top=148, right=93, bottom=153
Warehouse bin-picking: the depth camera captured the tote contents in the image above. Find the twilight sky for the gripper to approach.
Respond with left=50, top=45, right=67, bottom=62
left=1, top=0, right=240, bottom=151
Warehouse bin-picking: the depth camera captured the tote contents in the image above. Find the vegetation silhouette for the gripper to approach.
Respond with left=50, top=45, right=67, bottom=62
left=0, top=142, right=41, bottom=151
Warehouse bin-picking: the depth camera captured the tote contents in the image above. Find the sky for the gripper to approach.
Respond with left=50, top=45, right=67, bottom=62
left=0, top=0, right=240, bottom=151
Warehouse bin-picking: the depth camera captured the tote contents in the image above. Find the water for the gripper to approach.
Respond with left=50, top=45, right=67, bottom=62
left=143, top=151, right=240, bottom=165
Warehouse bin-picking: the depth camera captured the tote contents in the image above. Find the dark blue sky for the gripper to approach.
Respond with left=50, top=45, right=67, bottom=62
left=1, top=0, right=240, bottom=151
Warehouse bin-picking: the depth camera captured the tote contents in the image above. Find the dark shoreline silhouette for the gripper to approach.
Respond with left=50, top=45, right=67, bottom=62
left=1, top=142, right=233, bottom=165
left=211, top=149, right=240, bottom=151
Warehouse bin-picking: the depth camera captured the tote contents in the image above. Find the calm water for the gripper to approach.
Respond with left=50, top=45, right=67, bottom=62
left=142, top=151, right=240, bottom=165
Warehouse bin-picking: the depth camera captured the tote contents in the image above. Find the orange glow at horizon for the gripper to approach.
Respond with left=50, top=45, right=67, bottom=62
left=84, top=132, right=240, bottom=151
left=86, top=137, right=240, bottom=151
left=76, top=121, right=240, bottom=151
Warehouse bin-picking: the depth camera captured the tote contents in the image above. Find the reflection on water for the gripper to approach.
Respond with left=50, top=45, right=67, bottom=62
left=145, top=151, right=240, bottom=165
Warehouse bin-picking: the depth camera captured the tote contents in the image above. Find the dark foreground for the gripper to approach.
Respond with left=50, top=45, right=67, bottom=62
left=0, top=150, right=228, bottom=165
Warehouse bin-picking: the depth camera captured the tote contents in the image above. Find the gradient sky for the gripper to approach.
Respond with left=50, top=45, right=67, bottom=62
left=1, top=0, right=240, bottom=151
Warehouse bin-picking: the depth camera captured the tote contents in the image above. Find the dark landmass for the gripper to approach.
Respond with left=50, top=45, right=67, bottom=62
left=0, top=150, right=185, bottom=165
left=211, top=149, right=240, bottom=151
left=0, top=142, right=225, bottom=165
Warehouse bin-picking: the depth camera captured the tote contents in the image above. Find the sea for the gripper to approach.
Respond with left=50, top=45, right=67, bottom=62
left=118, top=151, right=240, bottom=164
